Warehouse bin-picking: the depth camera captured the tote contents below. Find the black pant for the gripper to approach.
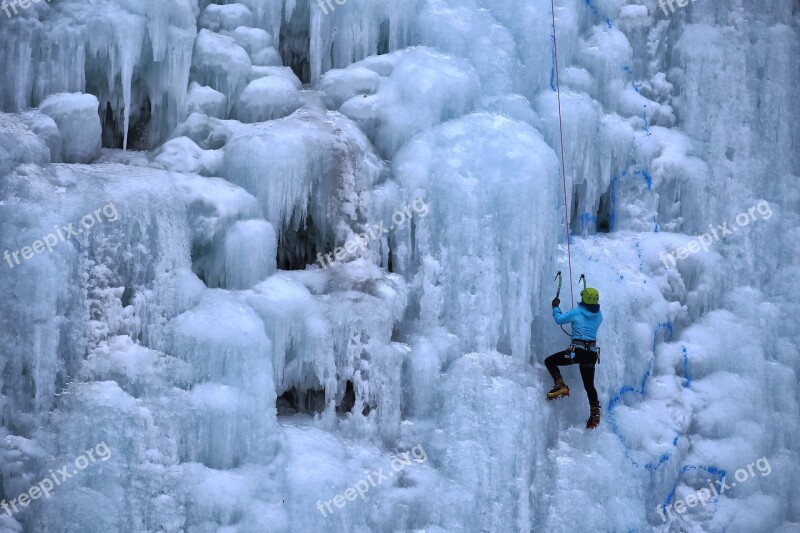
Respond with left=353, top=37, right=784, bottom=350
left=545, top=347, right=599, bottom=408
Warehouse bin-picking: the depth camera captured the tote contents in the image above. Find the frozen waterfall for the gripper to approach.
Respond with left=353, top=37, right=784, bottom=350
left=0, top=0, right=798, bottom=531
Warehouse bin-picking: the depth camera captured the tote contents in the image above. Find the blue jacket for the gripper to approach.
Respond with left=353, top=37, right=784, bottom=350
left=553, top=303, right=603, bottom=341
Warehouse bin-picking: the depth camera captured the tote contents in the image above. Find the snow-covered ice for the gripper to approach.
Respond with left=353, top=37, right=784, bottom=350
left=0, top=0, right=797, bottom=532
left=37, top=93, right=101, bottom=163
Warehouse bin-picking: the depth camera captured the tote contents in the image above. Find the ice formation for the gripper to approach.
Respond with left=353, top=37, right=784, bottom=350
left=37, top=93, right=102, bottom=163
left=0, top=0, right=798, bottom=531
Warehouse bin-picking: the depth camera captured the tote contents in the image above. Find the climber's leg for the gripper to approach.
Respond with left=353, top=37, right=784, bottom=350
left=545, top=349, right=573, bottom=400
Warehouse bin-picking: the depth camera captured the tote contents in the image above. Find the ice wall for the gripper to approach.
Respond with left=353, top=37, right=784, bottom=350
left=0, top=0, right=197, bottom=149
left=0, top=0, right=798, bottom=532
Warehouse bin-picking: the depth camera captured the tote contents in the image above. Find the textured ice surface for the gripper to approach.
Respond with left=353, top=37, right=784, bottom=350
left=191, top=29, right=252, bottom=114
left=184, top=82, right=227, bottom=119
left=0, top=112, right=52, bottom=175
left=18, top=110, right=61, bottom=163
left=392, top=112, right=560, bottom=359
left=322, top=47, right=481, bottom=157
left=151, top=136, right=224, bottom=176
left=198, top=3, right=254, bottom=33
left=194, top=219, right=278, bottom=289
left=0, top=0, right=197, bottom=149
left=233, top=77, right=302, bottom=122
left=0, top=0, right=798, bottom=532
left=37, top=93, right=101, bottom=163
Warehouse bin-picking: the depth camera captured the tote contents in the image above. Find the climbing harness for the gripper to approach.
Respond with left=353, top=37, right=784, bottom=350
left=550, top=0, right=575, bottom=307
left=570, top=339, right=601, bottom=364
left=553, top=272, right=601, bottom=364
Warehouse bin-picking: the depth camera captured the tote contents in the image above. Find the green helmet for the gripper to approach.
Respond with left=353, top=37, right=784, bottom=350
left=581, top=287, right=599, bottom=305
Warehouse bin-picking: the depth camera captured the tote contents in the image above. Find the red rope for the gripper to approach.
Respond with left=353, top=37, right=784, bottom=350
left=550, top=0, right=575, bottom=307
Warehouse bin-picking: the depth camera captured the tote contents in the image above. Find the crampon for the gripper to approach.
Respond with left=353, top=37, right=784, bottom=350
left=546, top=383, right=569, bottom=401
left=586, top=406, right=601, bottom=430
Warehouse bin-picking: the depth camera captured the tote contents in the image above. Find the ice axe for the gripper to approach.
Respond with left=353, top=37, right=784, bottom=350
left=553, top=271, right=571, bottom=337
left=554, top=271, right=563, bottom=299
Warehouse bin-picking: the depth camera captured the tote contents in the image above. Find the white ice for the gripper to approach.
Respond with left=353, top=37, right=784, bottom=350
left=0, top=0, right=797, bottom=532
left=37, top=93, right=101, bottom=163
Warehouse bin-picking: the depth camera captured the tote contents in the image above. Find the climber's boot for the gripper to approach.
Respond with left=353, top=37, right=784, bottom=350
left=546, top=379, right=569, bottom=401
left=586, top=406, right=601, bottom=430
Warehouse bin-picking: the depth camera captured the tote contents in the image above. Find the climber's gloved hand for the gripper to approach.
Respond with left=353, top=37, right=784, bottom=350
left=552, top=298, right=560, bottom=308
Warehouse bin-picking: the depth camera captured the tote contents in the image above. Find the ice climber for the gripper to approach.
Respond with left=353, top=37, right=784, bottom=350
left=545, top=287, right=603, bottom=430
